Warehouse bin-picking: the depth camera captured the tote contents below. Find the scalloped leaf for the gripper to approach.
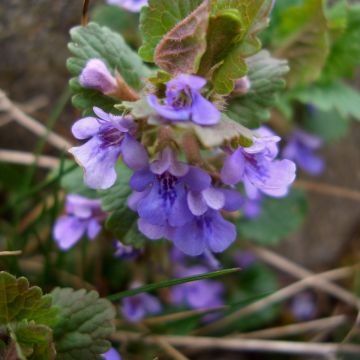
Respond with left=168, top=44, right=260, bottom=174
left=154, top=0, right=210, bottom=74
left=274, top=0, right=329, bottom=88
left=0, top=272, right=58, bottom=360
left=139, top=0, right=204, bottom=62
left=227, top=50, right=289, bottom=128
left=206, top=0, right=274, bottom=94
left=0, top=272, right=58, bottom=327
left=67, top=22, right=151, bottom=114
left=10, top=321, right=55, bottom=360
left=51, top=288, right=115, bottom=360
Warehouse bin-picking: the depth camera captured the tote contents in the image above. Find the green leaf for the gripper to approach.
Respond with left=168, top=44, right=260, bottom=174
left=322, top=4, right=360, bottom=81
left=10, top=321, right=55, bottom=360
left=192, top=114, right=253, bottom=148
left=68, top=22, right=151, bottom=114
left=227, top=50, right=289, bottom=128
left=108, top=267, right=240, bottom=301
left=51, top=288, right=115, bottom=360
left=304, top=108, right=350, bottom=143
left=207, top=0, right=274, bottom=94
left=290, top=81, right=360, bottom=120
left=154, top=0, right=210, bottom=74
left=139, top=0, right=204, bottom=62
left=238, top=189, right=308, bottom=245
left=0, top=272, right=58, bottom=327
left=0, top=272, right=58, bottom=360
left=274, top=0, right=329, bottom=87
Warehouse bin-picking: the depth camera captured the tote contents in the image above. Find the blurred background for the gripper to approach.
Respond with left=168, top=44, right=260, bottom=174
left=0, top=1, right=359, bottom=359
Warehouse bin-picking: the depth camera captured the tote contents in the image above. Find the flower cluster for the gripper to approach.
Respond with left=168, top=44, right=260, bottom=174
left=60, top=54, right=297, bottom=257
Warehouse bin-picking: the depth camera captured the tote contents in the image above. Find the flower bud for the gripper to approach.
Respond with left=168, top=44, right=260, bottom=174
left=79, top=59, right=117, bottom=94
left=233, top=76, right=251, bottom=95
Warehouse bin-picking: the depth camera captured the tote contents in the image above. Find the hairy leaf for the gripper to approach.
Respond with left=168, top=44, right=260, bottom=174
left=291, top=81, right=360, bottom=120
left=155, top=0, right=210, bottom=74
left=0, top=272, right=58, bottom=327
left=274, top=0, right=329, bottom=87
left=139, top=0, right=204, bottom=62
left=68, top=22, right=151, bottom=114
left=0, top=272, right=58, bottom=360
left=51, top=288, right=115, bottom=360
left=206, top=0, right=273, bottom=94
left=322, top=4, right=360, bottom=81
left=108, top=267, right=240, bottom=301
left=238, top=189, right=307, bottom=245
left=192, top=114, right=253, bottom=148
left=227, top=50, right=289, bottom=128
left=10, top=321, right=55, bottom=360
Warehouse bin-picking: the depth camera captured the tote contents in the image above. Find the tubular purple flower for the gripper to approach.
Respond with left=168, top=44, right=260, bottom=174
left=69, top=107, right=148, bottom=189
left=113, top=240, right=142, bottom=260
left=121, top=283, right=161, bottom=322
left=221, top=127, right=296, bottom=198
left=53, top=194, right=105, bottom=250
left=171, top=265, right=224, bottom=309
left=129, top=147, right=210, bottom=230
left=107, top=0, right=148, bottom=12
left=283, top=129, right=324, bottom=176
left=148, top=74, right=220, bottom=125
left=102, top=348, right=122, bottom=360
left=79, top=59, right=117, bottom=95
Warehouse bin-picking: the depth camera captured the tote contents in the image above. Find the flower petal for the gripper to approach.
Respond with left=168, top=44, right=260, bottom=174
left=148, top=95, right=191, bottom=121
left=220, top=189, right=243, bottom=212
left=138, top=218, right=170, bottom=240
left=202, top=188, right=225, bottom=210
left=121, top=135, right=149, bottom=170
left=187, top=191, right=208, bottom=216
left=71, top=117, right=101, bottom=140
left=130, top=168, right=154, bottom=191
left=69, top=136, right=121, bottom=190
left=191, top=93, right=220, bottom=125
left=87, top=219, right=101, bottom=239
left=206, top=211, right=236, bottom=253
left=53, top=216, right=86, bottom=250
left=182, top=166, right=211, bottom=192
left=171, top=221, right=206, bottom=256
left=220, top=148, right=245, bottom=185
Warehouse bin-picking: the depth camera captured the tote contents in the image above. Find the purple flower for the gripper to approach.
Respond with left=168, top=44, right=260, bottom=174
left=221, top=127, right=296, bottom=198
left=148, top=74, right=220, bottom=125
left=107, top=0, right=148, bottom=12
left=290, top=292, right=317, bottom=321
left=69, top=107, right=148, bottom=189
left=102, top=348, right=122, bottom=360
left=171, top=208, right=237, bottom=256
left=128, top=147, right=242, bottom=256
left=283, top=129, right=324, bottom=176
left=171, top=265, right=224, bottom=309
left=121, top=283, right=161, bottom=322
left=113, top=240, right=142, bottom=260
left=128, top=147, right=211, bottom=233
left=53, top=194, right=105, bottom=250
left=233, top=250, right=257, bottom=269
left=79, top=59, right=117, bottom=95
